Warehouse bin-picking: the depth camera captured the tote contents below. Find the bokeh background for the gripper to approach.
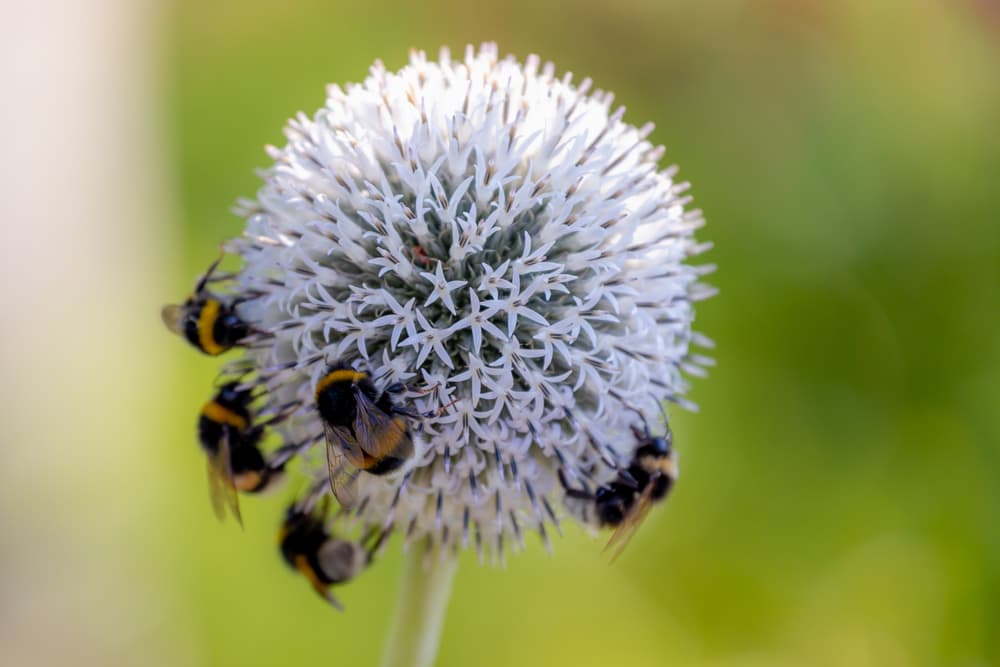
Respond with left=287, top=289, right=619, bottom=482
left=2, top=0, right=998, bottom=665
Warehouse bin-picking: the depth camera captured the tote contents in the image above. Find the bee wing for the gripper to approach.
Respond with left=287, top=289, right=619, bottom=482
left=352, top=392, right=412, bottom=460
left=293, top=554, right=344, bottom=612
left=604, top=479, right=657, bottom=563
left=206, top=433, right=242, bottom=526
left=324, top=423, right=363, bottom=509
left=161, top=304, right=184, bottom=334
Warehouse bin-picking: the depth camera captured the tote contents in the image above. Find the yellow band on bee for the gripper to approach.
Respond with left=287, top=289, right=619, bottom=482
left=315, top=369, right=366, bottom=396
left=201, top=401, right=249, bottom=431
left=197, top=299, right=225, bottom=355
left=295, top=554, right=327, bottom=590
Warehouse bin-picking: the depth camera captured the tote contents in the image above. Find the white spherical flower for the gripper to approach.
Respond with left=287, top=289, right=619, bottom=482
left=223, top=43, right=714, bottom=563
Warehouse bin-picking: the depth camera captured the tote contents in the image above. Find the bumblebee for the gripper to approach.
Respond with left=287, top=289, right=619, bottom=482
left=162, top=256, right=252, bottom=355
left=198, top=382, right=286, bottom=524
left=315, top=364, right=415, bottom=508
left=562, top=418, right=677, bottom=560
left=278, top=499, right=380, bottom=611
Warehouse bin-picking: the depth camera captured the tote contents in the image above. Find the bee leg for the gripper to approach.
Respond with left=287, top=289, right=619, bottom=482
left=392, top=406, right=423, bottom=420
left=363, top=527, right=391, bottom=561
left=256, top=400, right=302, bottom=427
left=247, top=320, right=303, bottom=342
left=616, top=469, right=639, bottom=488
left=230, top=289, right=268, bottom=305
left=558, top=469, right=595, bottom=500
left=270, top=435, right=321, bottom=468
left=407, top=396, right=461, bottom=420
left=203, top=271, right=237, bottom=284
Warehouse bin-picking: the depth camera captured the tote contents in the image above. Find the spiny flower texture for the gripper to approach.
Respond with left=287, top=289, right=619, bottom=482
left=227, top=43, right=714, bottom=562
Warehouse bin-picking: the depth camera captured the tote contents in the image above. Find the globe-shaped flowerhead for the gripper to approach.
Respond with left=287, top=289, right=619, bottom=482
left=225, top=43, right=714, bottom=562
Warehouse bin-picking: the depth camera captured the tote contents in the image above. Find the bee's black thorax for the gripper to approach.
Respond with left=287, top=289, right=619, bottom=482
left=315, top=369, right=381, bottom=431
left=280, top=514, right=338, bottom=585
left=595, top=484, right=634, bottom=526
left=316, top=381, right=358, bottom=429
left=213, top=310, right=249, bottom=347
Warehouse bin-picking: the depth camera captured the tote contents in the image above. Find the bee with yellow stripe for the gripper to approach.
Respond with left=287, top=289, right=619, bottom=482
left=315, top=364, right=415, bottom=509
left=561, top=412, right=678, bottom=561
left=601, top=420, right=678, bottom=561
left=278, top=498, right=382, bottom=611
left=162, top=256, right=252, bottom=356
left=198, top=382, right=287, bottom=524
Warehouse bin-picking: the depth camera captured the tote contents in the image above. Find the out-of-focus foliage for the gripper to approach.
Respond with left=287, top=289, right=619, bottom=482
left=9, top=0, right=996, bottom=665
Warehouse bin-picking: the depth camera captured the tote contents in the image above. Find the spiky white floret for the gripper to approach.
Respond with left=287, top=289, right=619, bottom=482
left=228, top=43, right=714, bottom=562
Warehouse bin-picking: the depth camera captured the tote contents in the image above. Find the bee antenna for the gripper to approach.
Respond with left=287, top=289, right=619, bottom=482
left=428, top=396, right=460, bottom=418
left=257, top=400, right=302, bottom=427
left=621, top=400, right=651, bottom=433
left=649, top=392, right=670, bottom=432
left=194, top=251, right=225, bottom=294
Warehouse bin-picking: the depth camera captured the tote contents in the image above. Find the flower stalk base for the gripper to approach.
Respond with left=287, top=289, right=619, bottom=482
left=379, top=549, right=459, bottom=667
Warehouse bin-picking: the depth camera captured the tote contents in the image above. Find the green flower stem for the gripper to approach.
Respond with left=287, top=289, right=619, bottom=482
left=379, top=549, right=458, bottom=667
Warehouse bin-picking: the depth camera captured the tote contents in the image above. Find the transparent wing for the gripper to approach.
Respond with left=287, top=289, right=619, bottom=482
left=353, top=392, right=412, bottom=460
left=293, top=554, right=344, bottom=612
left=206, top=432, right=242, bottom=526
left=604, top=480, right=657, bottom=563
left=324, top=423, right=363, bottom=509
left=322, top=421, right=366, bottom=469
left=206, top=457, right=226, bottom=521
left=161, top=304, right=184, bottom=334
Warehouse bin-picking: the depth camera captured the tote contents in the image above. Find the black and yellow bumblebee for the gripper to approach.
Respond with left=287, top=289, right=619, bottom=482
left=198, top=382, right=287, bottom=524
left=314, top=364, right=416, bottom=509
left=562, top=418, right=677, bottom=560
left=162, top=256, right=252, bottom=356
left=278, top=499, right=380, bottom=611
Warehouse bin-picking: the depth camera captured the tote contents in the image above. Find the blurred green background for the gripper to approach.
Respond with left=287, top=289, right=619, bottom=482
left=3, top=0, right=998, bottom=665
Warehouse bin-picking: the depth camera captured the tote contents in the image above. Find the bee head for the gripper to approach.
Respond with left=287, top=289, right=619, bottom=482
left=215, top=381, right=254, bottom=410
left=641, top=435, right=671, bottom=458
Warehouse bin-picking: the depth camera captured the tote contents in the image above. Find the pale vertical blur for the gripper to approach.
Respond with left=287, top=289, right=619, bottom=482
left=0, top=0, right=193, bottom=664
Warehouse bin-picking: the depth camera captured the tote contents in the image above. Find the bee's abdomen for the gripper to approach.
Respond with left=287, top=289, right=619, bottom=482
left=230, top=444, right=268, bottom=492
left=363, top=454, right=406, bottom=476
